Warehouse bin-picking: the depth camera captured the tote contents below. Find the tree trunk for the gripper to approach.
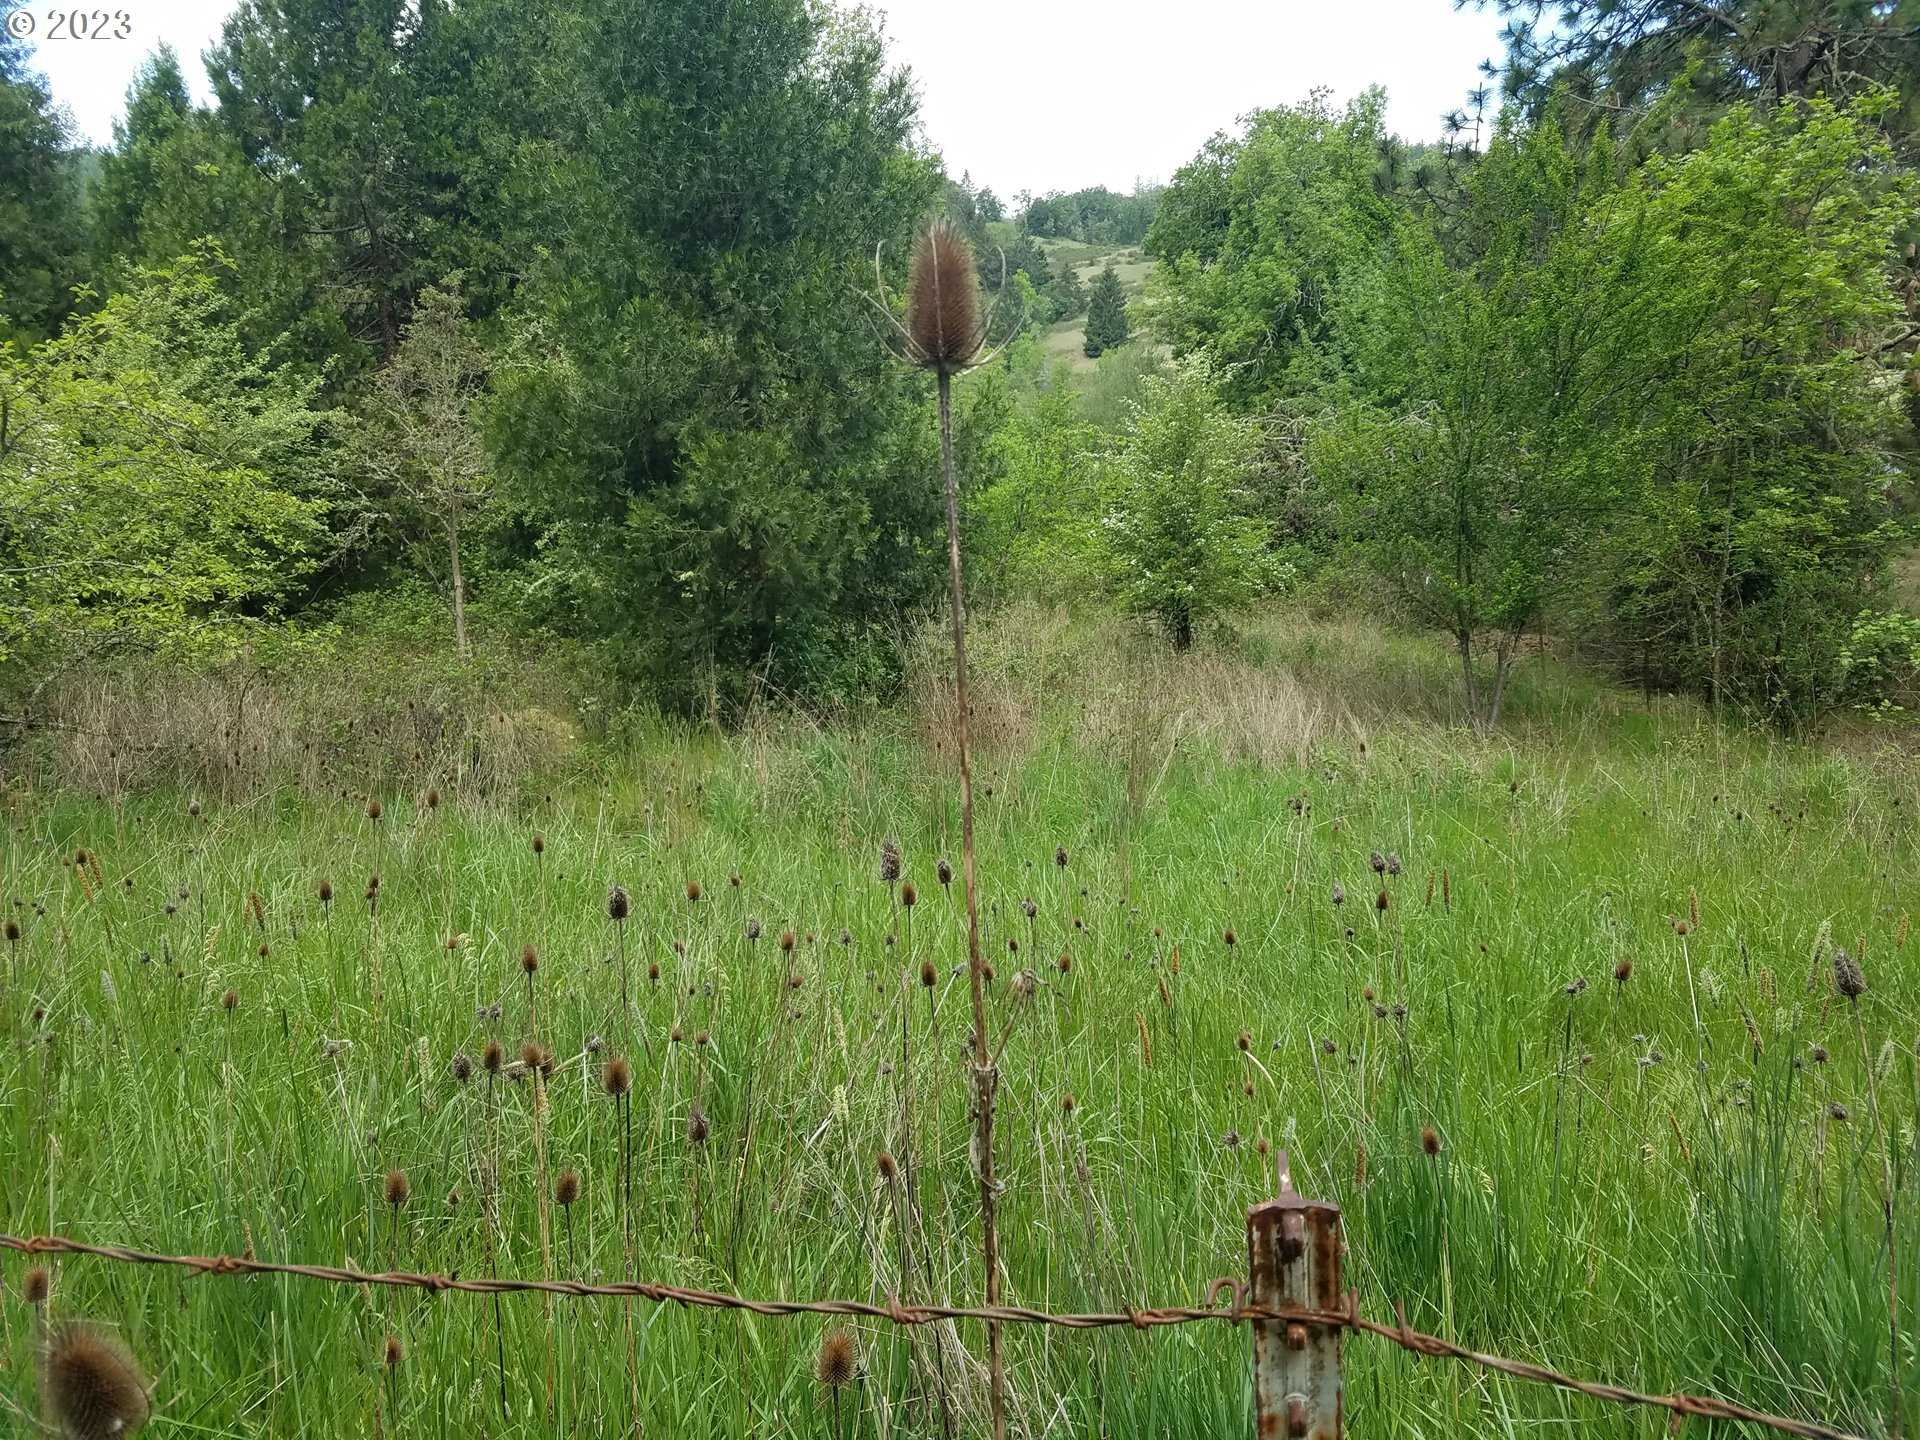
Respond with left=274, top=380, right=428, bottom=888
left=1457, top=629, right=1481, bottom=730
left=448, top=519, right=470, bottom=665
left=1488, top=634, right=1516, bottom=729
left=1171, top=606, right=1193, bottom=651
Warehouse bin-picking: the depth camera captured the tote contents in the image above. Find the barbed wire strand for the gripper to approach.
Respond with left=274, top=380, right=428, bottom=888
left=0, top=1232, right=1863, bottom=1440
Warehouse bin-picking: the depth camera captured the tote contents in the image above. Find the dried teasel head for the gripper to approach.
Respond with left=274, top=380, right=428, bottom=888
left=23, top=1265, right=50, bottom=1306
left=902, top=221, right=983, bottom=375
left=601, top=1056, right=632, bottom=1099
left=815, top=1327, right=858, bottom=1389
left=383, top=1333, right=404, bottom=1370
left=936, top=858, right=953, bottom=888
left=686, top=1101, right=710, bottom=1145
left=482, top=1040, right=504, bottom=1075
left=555, top=1169, right=580, bottom=1207
left=607, top=887, right=631, bottom=923
left=521, top=945, right=539, bottom=975
left=1833, top=948, right=1866, bottom=1001
left=40, top=1321, right=151, bottom=1440
left=365, top=798, right=383, bottom=823
left=900, top=882, right=917, bottom=909
left=879, top=838, right=902, bottom=886
left=384, top=1169, right=410, bottom=1209
left=1420, top=1126, right=1443, bottom=1157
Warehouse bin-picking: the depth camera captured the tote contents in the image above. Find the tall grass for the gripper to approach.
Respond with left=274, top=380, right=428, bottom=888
left=1, top=610, right=1914, bottom=1438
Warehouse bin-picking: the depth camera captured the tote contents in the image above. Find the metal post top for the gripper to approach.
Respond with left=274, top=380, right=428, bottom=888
left=1248, top=1150, right=1342, bottom=1221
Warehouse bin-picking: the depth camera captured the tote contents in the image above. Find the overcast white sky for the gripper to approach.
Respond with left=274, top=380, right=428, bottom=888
left=27, top=0, right=1508, bottom=197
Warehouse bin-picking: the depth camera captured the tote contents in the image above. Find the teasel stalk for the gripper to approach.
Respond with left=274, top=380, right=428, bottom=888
left=880, top=217, right=1008, bottom=1440
left=1834, top=952, right=1903, bottom=1439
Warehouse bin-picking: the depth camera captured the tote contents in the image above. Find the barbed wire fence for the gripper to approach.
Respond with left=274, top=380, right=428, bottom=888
left=1, top=1170, right=1872, bottom=1440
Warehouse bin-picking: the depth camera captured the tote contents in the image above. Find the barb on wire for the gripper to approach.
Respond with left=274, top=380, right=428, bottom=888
left=0, top=1232, right=1866, bottom=1440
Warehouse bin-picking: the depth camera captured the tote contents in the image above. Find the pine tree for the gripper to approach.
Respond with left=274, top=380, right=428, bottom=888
left=0, top=34, right=87, bottom=339
left=1083, top=264, right=1129, bottom=357
left=1052, top=259, right=1086, bottom=320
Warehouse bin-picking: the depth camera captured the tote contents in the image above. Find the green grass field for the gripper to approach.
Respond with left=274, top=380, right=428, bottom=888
left=3, top=611, right=1915, bottom=1438
left=1038, top=242, right=1151, bottom=374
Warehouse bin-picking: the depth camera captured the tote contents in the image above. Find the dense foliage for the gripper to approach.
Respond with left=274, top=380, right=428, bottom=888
left=2, top=0, right=1919, bottom=729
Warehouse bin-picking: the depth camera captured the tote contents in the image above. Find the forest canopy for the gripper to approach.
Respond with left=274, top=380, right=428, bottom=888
left=3, top=0, right=1919, bottom=729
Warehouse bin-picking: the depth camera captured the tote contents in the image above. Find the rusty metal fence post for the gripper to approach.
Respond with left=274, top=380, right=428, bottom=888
left=1247, top=1151, right=1343, bottom=1439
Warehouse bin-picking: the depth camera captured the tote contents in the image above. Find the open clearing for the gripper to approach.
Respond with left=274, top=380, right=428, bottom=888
left=5, top=610, right=1913, bottom=1437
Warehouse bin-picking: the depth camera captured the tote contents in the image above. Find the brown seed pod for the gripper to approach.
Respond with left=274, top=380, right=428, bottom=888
left=815, top=1327, right=858, bottom=1389
left=383, top=1333, right=404, bottom=1369
left=385, top=1169, right=410, bottom=1208
left=607, top=887, right=631, bottom=923
left=1833, top=948, right=1866, bottom=1000
left=602, top=1056, right=632, bottom=1099
left=1420, top=1126, right=1443, bottom=1157
left=555, top=1169, right=581, bottom=1207
left=365, top=798, right=383, bottom=822
left=23, top=1266, right=50, bottom=1305
left=482, top=1040, right=504, bottom=1075
left=904, top=221, right=982, bottom=374
left=40, top=1321, right=151, bottom=1440
left=521, top=945, right=539, bottom=975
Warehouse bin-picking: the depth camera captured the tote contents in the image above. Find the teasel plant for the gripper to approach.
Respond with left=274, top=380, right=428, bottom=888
left=869, top=215, right=1015, bottom=1440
